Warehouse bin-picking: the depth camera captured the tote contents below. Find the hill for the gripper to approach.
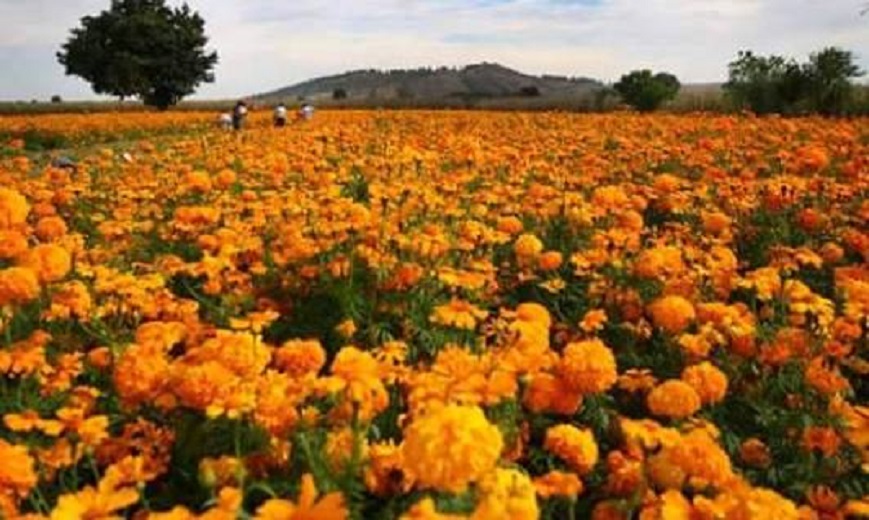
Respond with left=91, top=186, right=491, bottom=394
left=254, top=63, right=604, bottom=107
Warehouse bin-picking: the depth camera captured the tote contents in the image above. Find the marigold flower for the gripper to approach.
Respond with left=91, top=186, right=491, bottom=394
left=559, top=339, right=618, bottom=395
left=19, top=244, right=72, bottom=283
left=0, top=267, right=39, bottom=312
left=430, top=299, right=488, bottom=330
left=34, top=215, right=69, bottom=242
left=538, top=250, right=563, bottom=271
left=0, top=230, right=28, bottom=260
left=647, top=295, right=696, bottom=334
left=0, top=439, right=37, bottom=497
left=514, top=233, right=543, bottom=259
left=401, top=404, right=503, bottom=493
left=533, top=470, right=583, bottom=499
left=274, top=339, right=326, bottom=376
left=680, top=362, right=728, bottom=405
left=647, top=380, right=701, bottom=419
left=472, top=468, right=539, bottom=520
left=544, top=424, right=599, bottom=475
left=0, top=188, right=29, bottom=229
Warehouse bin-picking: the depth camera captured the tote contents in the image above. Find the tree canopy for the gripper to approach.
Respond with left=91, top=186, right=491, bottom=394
left=57, top=0, right=218, bottom=109
left=724, top=47, right=863, bottom=116
left=613, top=70, right=681, bottom=112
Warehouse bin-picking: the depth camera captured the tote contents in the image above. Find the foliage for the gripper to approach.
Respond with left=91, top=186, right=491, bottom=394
left=613, top=70, right=681, bottom=112
left=724, top=47, right=864, bottom=116
left=57, top=0, right=218, bottom=109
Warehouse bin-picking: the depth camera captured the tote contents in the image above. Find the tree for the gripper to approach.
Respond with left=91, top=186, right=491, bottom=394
left=613, top=70, right=680, bottom=112
left=724, top=48, right=863, bottom=116
left=57, top=0, right=218, bottom=109
left=333, top=88, right=348, bottom=100
left=803, top=47, right=864, bottom=116
left=50, top=95, right=63, bottom=104
left=724, top=51, right=810, bottom=114
left=519, top=86, right=541, bottom=97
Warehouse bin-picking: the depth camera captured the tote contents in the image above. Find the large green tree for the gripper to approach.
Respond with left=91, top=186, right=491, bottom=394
left=57, top=0, right=218, bottom=109
left=804, top=47, right=864, bottom=116
left=613, top=70, right=681, bottom=112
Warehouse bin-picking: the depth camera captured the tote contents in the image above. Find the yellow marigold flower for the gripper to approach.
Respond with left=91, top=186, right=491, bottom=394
left=335, top=319, right=357, bottom=339
left=647, top=295, right=696, bottom=334
left=325, top=428, right=369, bottom=473
left=401, top=404, right=503, bottom=493
left=0, top=188, right=29, bottom=229
left=647, top=380, right=701, bottom=419
left=400, top=498, right=467, bottom=520
left=0, top=266, right=40, bottom=307
left=364, top=441, right=407, bottom=497
left=533, top=470, right=583, bottom=499
left=472, top=468, right=539, bottom=520
left=19, top=244, right=72, bottom=283
left=514, top=233, right=543, bottom=259
left=430, top=299, right=488, bottom=330
left=544, top=424, right=599, bottom=475
left=558, top=339, right=618, bottom=395
left=515, top=302, right=551, bottom=330
left=680, top=362, right=728, bottom=405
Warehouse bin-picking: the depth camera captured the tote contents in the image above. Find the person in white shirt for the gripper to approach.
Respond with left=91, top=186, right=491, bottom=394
left=232, top=101, right=248, bottom=130
left=274, top=103, right=288, bottom=127
left=299, top=103, right=315, bottom=121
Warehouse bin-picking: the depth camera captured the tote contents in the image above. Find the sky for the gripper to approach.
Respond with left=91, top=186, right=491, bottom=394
left=0, top=0, right=867, bottom=101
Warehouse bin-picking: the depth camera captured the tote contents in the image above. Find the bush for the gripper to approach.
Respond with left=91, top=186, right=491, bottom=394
left=613, top=70, right=680, bottom=112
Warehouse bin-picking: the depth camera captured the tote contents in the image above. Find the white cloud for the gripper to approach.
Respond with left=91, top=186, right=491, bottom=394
left=0, top=0, right=866, bottom=100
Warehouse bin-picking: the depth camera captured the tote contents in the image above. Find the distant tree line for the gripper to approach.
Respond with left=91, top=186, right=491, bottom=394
left=724, top=48, right=864, bottom=116
left=610, top=47, right=864, bottom=115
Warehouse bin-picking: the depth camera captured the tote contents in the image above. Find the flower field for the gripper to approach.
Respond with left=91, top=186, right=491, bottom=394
left=0, top=110, right=867, bottom=519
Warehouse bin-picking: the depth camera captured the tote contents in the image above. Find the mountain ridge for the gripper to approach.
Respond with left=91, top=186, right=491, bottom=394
left=254, top=62, right=604, bottom=104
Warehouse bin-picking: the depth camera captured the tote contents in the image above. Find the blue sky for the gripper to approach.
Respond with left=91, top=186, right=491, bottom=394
left=0, top=0, right=866, bottom=100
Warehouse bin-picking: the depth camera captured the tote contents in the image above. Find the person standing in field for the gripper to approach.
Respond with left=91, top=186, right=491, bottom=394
left=298, top=102, right=314, bottom=121
left=232, top=100, right=248, bottom=130
left=274, top=102, right=288, bottom=127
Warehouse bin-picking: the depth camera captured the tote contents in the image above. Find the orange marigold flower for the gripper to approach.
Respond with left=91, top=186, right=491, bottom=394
left=0, top=230, right=28, bottom=260
left=558, top=339, right=618, bottom=395
left=0, top=439, right=38, bottom=497
left=739, top=438, right=772, bottom=468
left=647, top=380, right=701, bottom=419
left=274, top=339, right=326, bottom=376
left=538, top=251, right=563, bottom=271
left=255, top=473, right=347, bottom=520
left=680, top=362, right=728, bottom=405
left=19, top=244, right=72, bottom=283
left=544, top=424, right=599, bottom=475
left=801, top=426, right=841, bottom=457
left=648, top=295, right=696, bottom=334
left=34, top=215, right=68, bottom=242
left=401, top=404, right=503, bottom=493
left=523, top=373, right=583, bottom=415
left=533, top=470, right=583, bottom=499
left=0, top=267, right=40, bottom=306
left=0, top=188, right=29, bottom=229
